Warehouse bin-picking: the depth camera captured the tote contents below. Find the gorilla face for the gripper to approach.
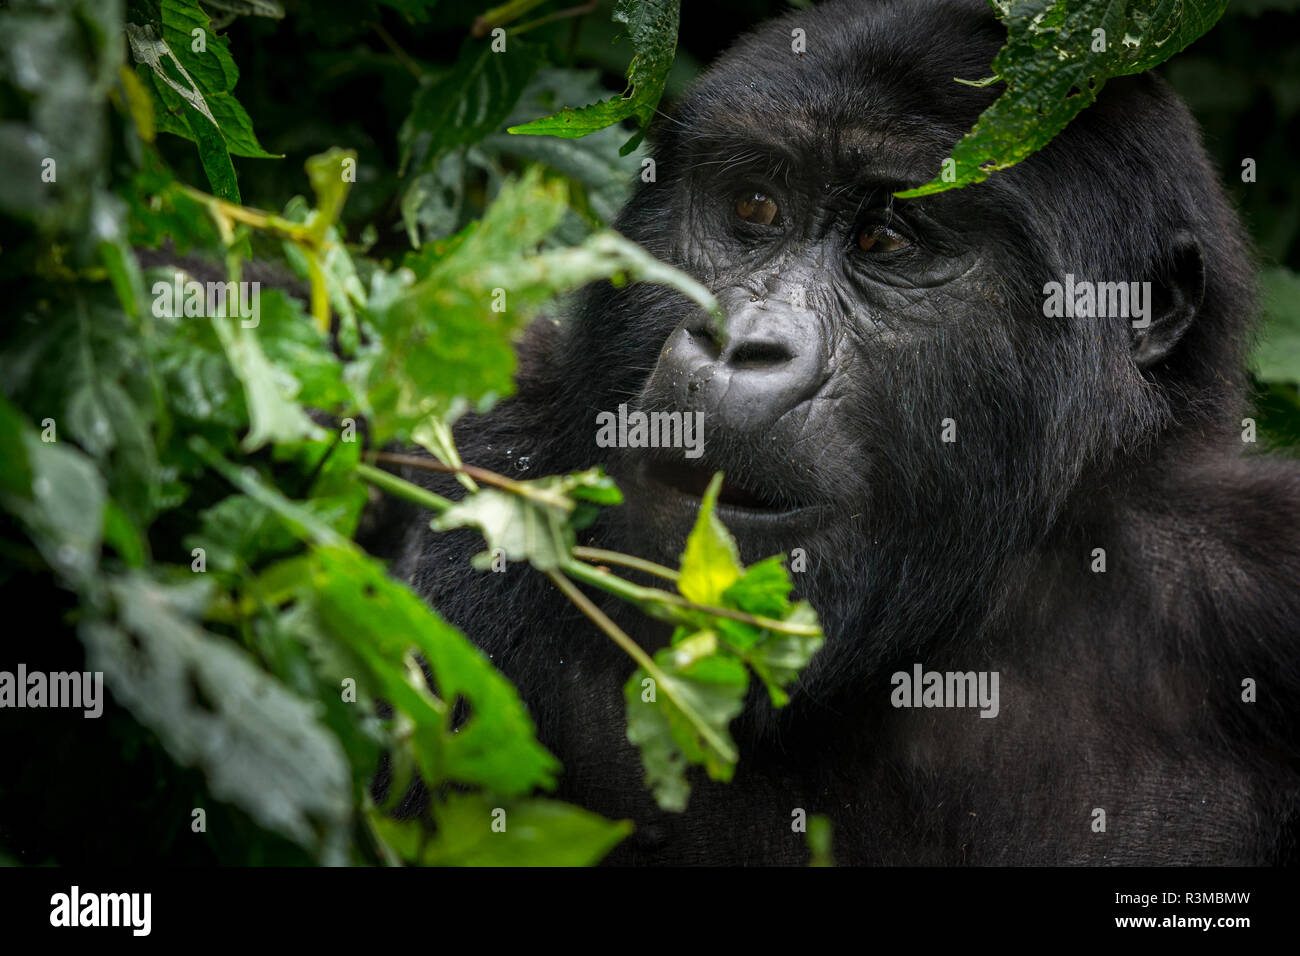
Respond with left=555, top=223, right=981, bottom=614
left=595, top=4, right=1048, bottom=570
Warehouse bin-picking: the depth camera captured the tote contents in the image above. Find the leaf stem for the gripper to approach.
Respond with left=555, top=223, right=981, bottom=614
left=472, top=0, right=549, bottom=36
left=180, top=185, right=315, bottom=244
left=370, top=451, right=570, bottom=510
left=561, top=559, right=820, bottom=637
left=544, top=569, right=659, bottom=677
left=572, top=546, right=679, bottom=582
left=355, top=462, right=454, bottom=513
left=544, top=570, right=738, bottom=763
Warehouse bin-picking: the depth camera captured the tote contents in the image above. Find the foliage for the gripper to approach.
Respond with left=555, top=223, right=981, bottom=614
left=0, top=0, right=813, bottom=866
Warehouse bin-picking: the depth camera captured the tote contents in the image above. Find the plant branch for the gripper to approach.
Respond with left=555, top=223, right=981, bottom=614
left=370, top=451, right=570, bottom=510
left=545, top=568, right=658, bottom=676
left=472, top=0, right=549, bottom=37
left=513, top=0, right=599, bottom=37
left=356, top=462, right=453, bottom=513
left=545, top=569, right=738, bottom=763
left=562, top=559, right=820, bottom=637
left=572, top=546, right=679, bottom=583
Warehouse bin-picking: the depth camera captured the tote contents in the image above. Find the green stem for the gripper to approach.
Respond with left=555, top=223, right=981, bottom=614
left=572, top=546, right=679, bottom=583
left=562, top=559, right=821, bottom=637
left=472, top=0, right=549, bottom=36
left=356, top=462, right=454, bottom=513
left=372, top=451, right=570, bottom=510
left=545, top=569, right=659, bottom=677
left=546, top=569, right=737, bottom=763
left=181, top=185, right=316, bottom=244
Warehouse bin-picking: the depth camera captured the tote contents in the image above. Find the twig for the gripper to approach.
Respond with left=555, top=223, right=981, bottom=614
left=356, top=462, right=453, bottom=513
left=472, top=0, right=549, bottom=37
left=370, top=451, right=570, bottom=510
left=562, top=559, right=821, bottom=637
left=546, top=568, right=737, bottom=762
left=513, top=0, right=599, bottom=36
left=373, top=22, right=423, bottom=78
left=572, top=546, right=679, bottom=583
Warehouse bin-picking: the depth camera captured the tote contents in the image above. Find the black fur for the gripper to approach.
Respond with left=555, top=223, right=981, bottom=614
left=382, top=0, right=1300, bottom=864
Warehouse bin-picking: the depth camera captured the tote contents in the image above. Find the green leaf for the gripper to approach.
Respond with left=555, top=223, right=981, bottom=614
left=361, top=170, right=569, bottom=437
left=299, top=546, right=563, bottom=796
left=487, top=67, right=649, bottom=226
left=712, top=557, right=824, bottom=706
left=509, top=0, right=680, bottom=155
left=428, top=793, right=630, bottom=866
left=126, top=0, right=277, bottom=198
left=624, top=639, right=748, bottom=812
left=433, top=467, right=623, bottom=571
left=371, top=794, right=630, bottom=866
left=82, top=574, right=352, bottom=862
left=677, top=472, right=742, bottom=605
left=1253, top=266, right=1300, bottom=385
left=208, top=313, right=323, bottom=451
left=897, top=0, right=1230, bottom=197
left=197, top=448, right=562, bottom=798
left=401, top=37, right=543, bottom=175
left=620, top=486, right=824, bottom=805
left=0, top=430, right=106, bottom=586
left=717, top=604, right=823, bottom=708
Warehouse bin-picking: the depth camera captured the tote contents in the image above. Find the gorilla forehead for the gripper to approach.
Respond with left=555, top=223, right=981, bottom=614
left=680, top=0, right=1006, bottom=148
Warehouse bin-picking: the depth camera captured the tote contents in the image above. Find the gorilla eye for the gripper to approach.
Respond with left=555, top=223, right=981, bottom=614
left=857, top=224, right=910, bottom=254
left=736, top=192, right=779, bottom=226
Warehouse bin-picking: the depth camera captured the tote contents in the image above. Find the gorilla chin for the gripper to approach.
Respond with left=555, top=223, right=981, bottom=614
left=617, top=447, right=835, bottom=560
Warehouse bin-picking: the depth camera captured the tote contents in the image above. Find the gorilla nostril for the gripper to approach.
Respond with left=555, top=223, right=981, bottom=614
left=686, top=324, right=722, bottom=358
left=727, top=340, right=792, bottom=370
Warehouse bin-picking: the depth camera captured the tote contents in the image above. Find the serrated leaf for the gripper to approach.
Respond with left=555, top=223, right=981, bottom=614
left=677, top=472, right=742, bottom=605
left=305, top=547, right=562, bottom=796
left=126, top=0, right=276, bottom=198
left=509, top=0, right=680, bottom=154
left=371, top=794, right=630, bottom=866
left=435, top=486, right=574, bottom=571
left=433, top=468, right=622, bottom=571
left=198, top=451, right=563, bottom=799
left=401, top=37, right=542, bottom=175
left=208, top=314, right=323, bottom=451
left=898, top=0, right=1230, bottom=197
left=80, top=574, right=352, bottom=862
left=624, top=645, right=747, bottom=812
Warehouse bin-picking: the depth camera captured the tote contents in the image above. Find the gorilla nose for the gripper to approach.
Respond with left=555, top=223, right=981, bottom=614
left=662, top=306, right=827, bottom=431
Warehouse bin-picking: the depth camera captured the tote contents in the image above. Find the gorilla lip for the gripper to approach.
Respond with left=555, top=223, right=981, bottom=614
left=640, top=457, right=813, bottom=519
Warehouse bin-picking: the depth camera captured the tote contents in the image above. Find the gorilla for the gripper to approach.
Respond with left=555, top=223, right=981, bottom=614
left=382, top=0, right=1300, bottom=864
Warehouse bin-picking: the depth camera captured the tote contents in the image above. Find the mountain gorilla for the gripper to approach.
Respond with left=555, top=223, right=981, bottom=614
left=384, top=0, right=1300, bottom=864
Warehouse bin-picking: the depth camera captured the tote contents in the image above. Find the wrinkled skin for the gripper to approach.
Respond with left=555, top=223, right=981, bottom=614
left=374, top=0, right=1300, bottom=864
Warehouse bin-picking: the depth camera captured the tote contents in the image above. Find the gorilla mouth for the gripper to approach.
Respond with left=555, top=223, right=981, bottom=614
left=643, top=458, right=791, bottom=513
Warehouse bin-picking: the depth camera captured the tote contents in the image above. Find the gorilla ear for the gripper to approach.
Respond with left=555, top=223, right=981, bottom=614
left=1132, top=232, right=1205, bottom=368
